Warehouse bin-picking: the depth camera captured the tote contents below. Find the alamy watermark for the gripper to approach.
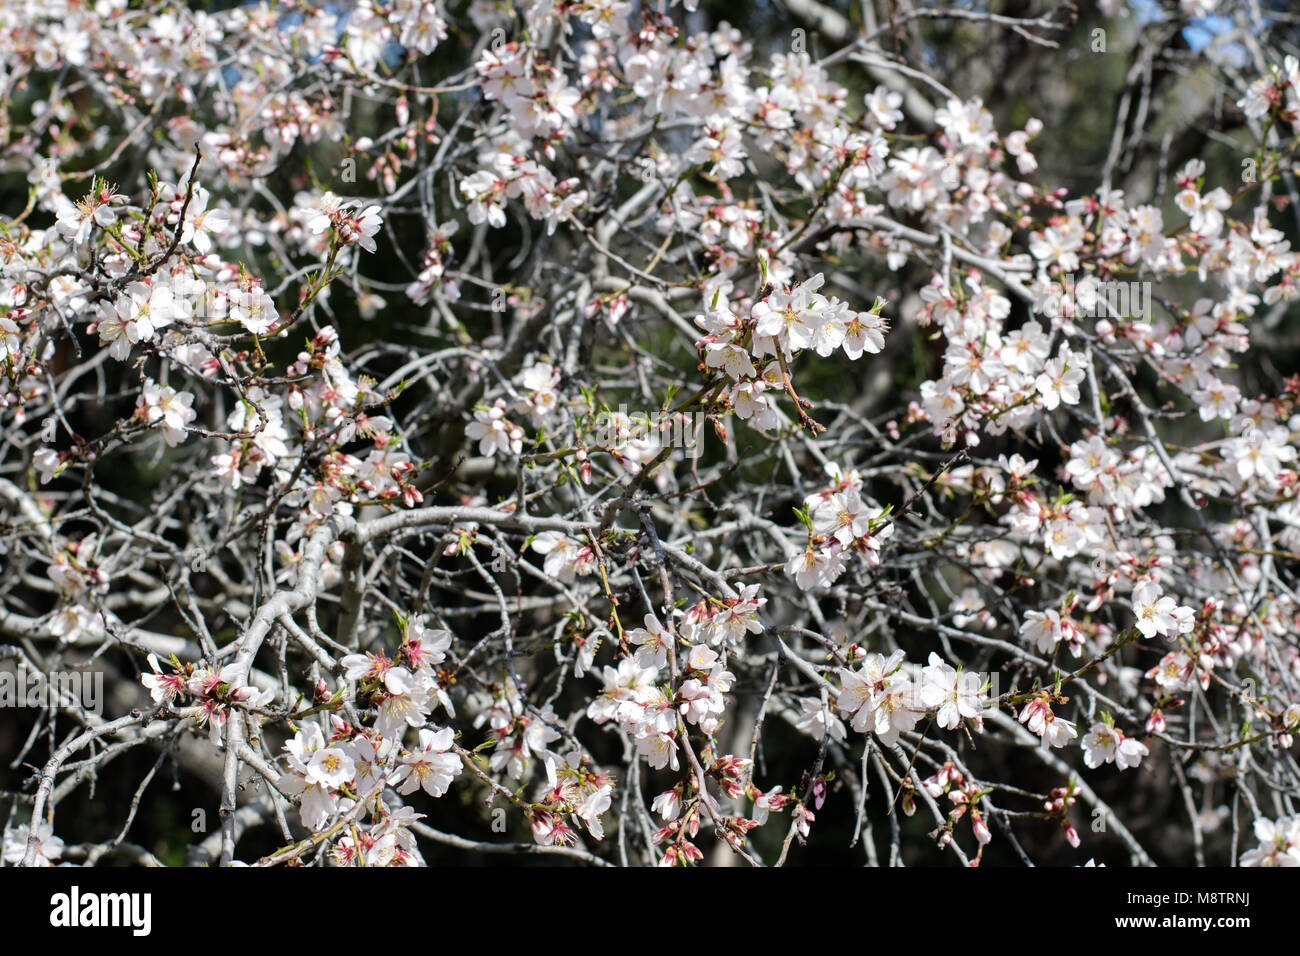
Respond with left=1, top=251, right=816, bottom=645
left=591, top=405, right=709, bottom=459
left=1040, top=273, right=1151, bottom=322
left=0, top=668, right=103, bottom=714
left=49, top=887, right=151, bottom=935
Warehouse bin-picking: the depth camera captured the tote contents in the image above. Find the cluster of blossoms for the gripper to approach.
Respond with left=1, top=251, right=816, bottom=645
left=471, top=676, right=561, bottom=781
left=529, top=752, right=615, bottom=846
left=922, top=762, right=993, bottom=859
left=341, top=616, right=454, bottom=727
left=38, top=535, right=109, bottom=644
left=1019, top=695, right=1079, bottom=750
left=163, top=615, right=462, bottom=861
left=1081, top=718, right=1150, bottom=770
left=142, top=653, right=274, bottom=746
left=649, top=752, right=786, bottom=866
left=786, top=464, right=895, bottom=590
left=467, top=399, right=527, bottom=458
left=299, top=192, right=384, bottom=254
left=589, top=639, right=690, bottom=772
left=838, top=649, right=987, bottom=746
left=530, top=531, right=599, bottom=583
left=694, top=275, right=889, bottom=434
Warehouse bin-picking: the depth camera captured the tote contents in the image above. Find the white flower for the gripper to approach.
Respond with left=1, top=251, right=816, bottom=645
left=278, top=724, right=350, bottom=832
left=1131, top=581, right=1193, bottom=639
left=751, top=273, right=828, bottom=356
left=1043, top=714, right=1078, bottom=748
left=1034, top=351, right=1086, bottom=410
left=305, top=191, right=346, bottom=235
left=587, top=657, right=660, bottom=726
left=2, top=821, right=64, bottom=866
left=1020, top=609, right=1062, bottom=654
left=531, top=531, right=590, bottom=583
left=842, top=303, right=888, bottom=359
left=139, top=379, right=197, bottom=446
left=0, top=315, right=22, bottom=358
left=1192, top=377, right=1241, bottom=422
left=1240, top=815, right=1300, bottom=867
left=183, top=186, right=231, bottom=254
left=466, top=401, right=524, bottom=457
left=652, top=789, right=681, bottom=821
left=229, top=287, right=279, bottom=335
left=576, top=784, right=613, bottom=838
left=518, top=362, right=561, bottom=421
left=1019, top=698, right=1077, bottom=748
left=812, top=490, right=874, bottom=547
left=1174, top=186, right=1231, bottom=238
left=919, top=652, right=984, bottom=730
left=704, top=342, right=757, bottom=379
left=375, top=666, right=432, bottom=739
left=792, top=695, right=847, bottom=742
left=1081, top=721, right=1115, bottom=768
left=1114, top=735, right=1150, bottom=770
left=306, top=744, right=357, bottom=789
left=141, top=652, right=184, bottom=704
left=752, top=785, right=784, bottom=825
left=98, top=282, right=172, bottom=359
left=352, top=204, right=383, bottom=253
left=626, top=613, right=672, bottom=670
left=864, top=85, right=903, bottom=128
left=635, top=731, right=679, bottom=771
left=55, top=185, right=122, bottom=245
left=393, top=726, right=462, bottom=797
left=837, top=650, right=921, bottom=745
left=460, top=169, right=508, bottom=227
left=1223, top=424, right=1296, bottom=485
left=785, top=545, right=845, bottom=591
left=32, top=447, right=60, bottom=484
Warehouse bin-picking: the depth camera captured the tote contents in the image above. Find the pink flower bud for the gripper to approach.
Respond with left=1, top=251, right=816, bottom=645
left=1063, top=822, right=1080, bottom=848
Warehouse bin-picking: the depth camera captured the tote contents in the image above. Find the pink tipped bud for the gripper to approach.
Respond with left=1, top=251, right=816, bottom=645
left=1063, top=822, right=1080, bottom=848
